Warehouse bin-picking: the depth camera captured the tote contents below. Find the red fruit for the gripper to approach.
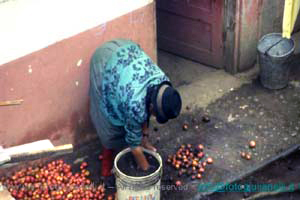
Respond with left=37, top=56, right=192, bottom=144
left=245, top=153, right=252, bottom=160
left=11, top=190, right=17, bottom=197
left=175, top=180, right=182, bottom=187
left=28, top=191, right=33, bottom=197
left=197, top=152, right=204, bottom=158
left=207, top=157, right=213, bottom=164
left=63, top=166, right=71, bottom=173
left=182, top=123, right=189, bottom=131
left=80, top=162, right=88, bottom=170
left=197, top=144, right=204, bottom=151
left=196, top=173, right=202, bottom=179
left=67, top=193, right=73, bottom=198
left=199, top=167, right=205, bottom=173
left=86, top=179, right=91, bottom=185
left=25, top=176, right=31, bottom=183
left=185, top=150, right=190, bottom=155
left=240, top=152, right=246, bottom=158
left=66, top=172, right=72, bottom=178
left=98, top=185, right=105, bottom=193
left=82, top=169, right=90, bottom=177
left=249, top=140, right=256, bottom=148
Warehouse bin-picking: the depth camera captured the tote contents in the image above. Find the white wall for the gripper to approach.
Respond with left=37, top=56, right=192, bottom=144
left=0, top=0, right=153, bottom=65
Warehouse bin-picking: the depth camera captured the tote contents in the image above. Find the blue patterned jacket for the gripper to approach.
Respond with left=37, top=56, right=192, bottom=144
left=96, top=41, right=169, bottom=147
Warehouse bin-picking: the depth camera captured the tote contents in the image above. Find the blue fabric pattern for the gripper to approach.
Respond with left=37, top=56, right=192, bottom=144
left=89, top=39, right=169, bottom=148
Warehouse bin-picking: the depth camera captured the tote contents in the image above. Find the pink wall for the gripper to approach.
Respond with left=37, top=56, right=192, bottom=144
left=0, top=3, right=156, bottom=148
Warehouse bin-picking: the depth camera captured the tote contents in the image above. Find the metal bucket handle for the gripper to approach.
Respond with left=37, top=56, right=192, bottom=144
left=263, top=38, right=284, bottom=56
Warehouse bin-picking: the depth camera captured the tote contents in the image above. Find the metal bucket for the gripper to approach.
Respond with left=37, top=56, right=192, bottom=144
left=113, top=148, right=163, bottom=200
left=257, top=33, right=295, bottom=89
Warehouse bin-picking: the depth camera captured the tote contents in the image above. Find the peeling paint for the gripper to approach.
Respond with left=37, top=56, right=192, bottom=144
left=76, top=59, right=82, bottom=67
left=95, top=23, right=107, bottom=36
left=28, top=65, right=32, bottom=74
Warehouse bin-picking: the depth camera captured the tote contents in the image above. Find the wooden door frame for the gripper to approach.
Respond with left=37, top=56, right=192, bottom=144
left=223, top=0, right=266, bottom=74
left=223, top=0, right=238, bottom=74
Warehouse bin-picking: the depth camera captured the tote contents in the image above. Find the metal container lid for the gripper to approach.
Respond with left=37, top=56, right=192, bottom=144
left=257, top=33, right=294, bottom=57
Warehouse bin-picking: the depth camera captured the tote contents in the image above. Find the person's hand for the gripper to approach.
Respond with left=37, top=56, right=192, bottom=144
left=131, top=146, right=150, bottom=171
left=141, top=137, right=157, bottom=152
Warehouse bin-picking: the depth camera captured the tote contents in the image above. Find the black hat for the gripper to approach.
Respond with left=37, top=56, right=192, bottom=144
left=151, top=82, right=182, bottom=124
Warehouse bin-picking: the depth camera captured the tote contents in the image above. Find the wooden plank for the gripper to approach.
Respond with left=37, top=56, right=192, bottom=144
left=4, top=140, right=54, bottom=156
left=0, top=99, right=23, bottom=106
left=9, top=144, right=73, bottom=163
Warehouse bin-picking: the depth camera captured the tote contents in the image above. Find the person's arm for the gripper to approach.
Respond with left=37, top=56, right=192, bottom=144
left=141, top=123, right=157, bottom=152
left=124, top=120, right=150, bottom=170
left=128, top=122, right=158, bottom=171
left=130, top=123, right=153, bottom=171
left=131, top=146, right=149, bottom=170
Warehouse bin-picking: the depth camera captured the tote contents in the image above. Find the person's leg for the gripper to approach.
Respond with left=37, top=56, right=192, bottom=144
left=100, top=128, right=128, bottom=178
left=101, top=146, right=114, bottom=177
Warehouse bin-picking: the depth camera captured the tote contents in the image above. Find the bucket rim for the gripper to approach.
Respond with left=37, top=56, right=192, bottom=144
left=257, top=32, right=295, bottom=58
left=113, top=147, right=163, bottom=180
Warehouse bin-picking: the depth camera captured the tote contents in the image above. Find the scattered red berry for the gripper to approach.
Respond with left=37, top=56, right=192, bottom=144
left=245, top=153, right=252, bottom=160
left=240, top=152, right=246, bottom=158
left=249, top=140, right=256, bottom=148
left=182, top=123, right=189, bottom=131
left=175, top=180, right=182, bottom=187
left=1, top=159, right=106, bottom=200
left=207, top=157, right=213, bottom=164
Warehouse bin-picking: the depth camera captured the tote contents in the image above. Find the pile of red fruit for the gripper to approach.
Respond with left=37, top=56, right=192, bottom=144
left=167, top=144, right=213, bottom=181
left=0, top=159, right=107, bottom=200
